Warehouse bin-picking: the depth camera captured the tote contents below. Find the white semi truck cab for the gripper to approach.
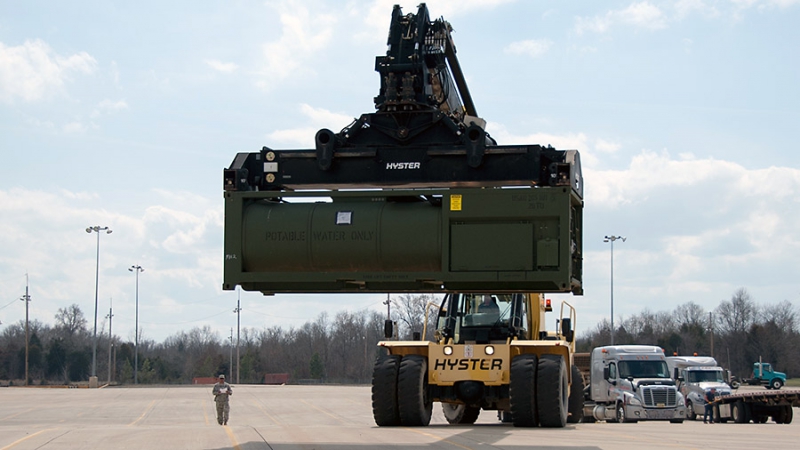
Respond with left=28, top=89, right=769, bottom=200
left=584, top=345, right=686, bottom=423
left=666, top=356, right=732, bottom=421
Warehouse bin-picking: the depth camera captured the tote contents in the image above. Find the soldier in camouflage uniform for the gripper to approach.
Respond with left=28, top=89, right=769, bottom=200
left=212, top=374, right=232, bottom=425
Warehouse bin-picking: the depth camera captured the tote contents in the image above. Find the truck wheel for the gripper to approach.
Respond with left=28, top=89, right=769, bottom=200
left=397, top=355, right=432, bottom=426
left=442, top=403, right=480, bottom=424
left=567, top=364, right=585, bottom=424
left=784, top=405, right=793, bottom=424
left=730, top=379, right=741, bottom=389
left=770, top=378, right=783, bottom=390
left=537, top=354, right=568, bottom=428
left=509, top=354, right=539, bottom=427
left=686, top=401, right=697, bottom=421
left=732, top=401, right=750, bottom=424
left=371, top=354, right=401, bottom=426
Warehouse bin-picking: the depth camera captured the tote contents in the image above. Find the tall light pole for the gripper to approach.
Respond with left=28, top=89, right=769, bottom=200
left=603, top=235, right=626, bottom=346
left=129, top=265, right=144, bottom=384
left=234, top=289, right=241, bottom=384
left=87, top=226, right=112, bottom=382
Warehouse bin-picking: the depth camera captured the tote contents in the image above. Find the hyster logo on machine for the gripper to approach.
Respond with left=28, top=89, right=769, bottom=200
left=385, top=162, right=421, bottom=170
left=434, top=359, right=503, bottom=371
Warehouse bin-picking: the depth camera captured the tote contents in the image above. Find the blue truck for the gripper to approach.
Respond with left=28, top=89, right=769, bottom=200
left=732, top=362, right=787, bottom=390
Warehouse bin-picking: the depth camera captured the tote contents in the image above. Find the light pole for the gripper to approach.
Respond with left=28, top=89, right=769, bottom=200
left=603, top=235, right=625, bottom=346
left=129, top=265, right=144, bottom=384
left=87, top=226, right=112, bottom=382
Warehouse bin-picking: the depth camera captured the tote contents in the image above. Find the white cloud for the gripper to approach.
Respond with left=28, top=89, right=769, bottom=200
left=204, top=59, right=239, bottom=73
left=0, top=39, right=97, bottom=103
left=575, top=2, right=667, bottom=35
left=504, top=39, right=553, bottom=58
left=255, top=2, right=336, bottom=90
left=62, top=121, right=88, bottom=134
left=90, top=98, right=128, bottom=118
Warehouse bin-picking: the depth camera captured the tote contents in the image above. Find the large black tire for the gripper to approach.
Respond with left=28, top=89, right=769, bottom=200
left=732, top=401, right=750, bottom=424
left=537, top=354, right=568, bottom=428
left=371, top=354, right=401, bottom=426
left=770, top=378, right=783, bottom=390
left=397, top=355, right=432, bottom=426
left=567, top=364, right=585, bottom=424
left=442, top=403, right=481, bottom=424
left=686, top=400, right=697, bottom=421
left=784, top=405, right=794, bottom=424
left=509, top=354, right=539, bottom=427
left=615, top=402, right=637, bottom=423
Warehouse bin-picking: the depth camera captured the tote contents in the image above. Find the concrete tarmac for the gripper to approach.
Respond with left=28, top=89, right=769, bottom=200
left=1, top=384, right=798, bottom=450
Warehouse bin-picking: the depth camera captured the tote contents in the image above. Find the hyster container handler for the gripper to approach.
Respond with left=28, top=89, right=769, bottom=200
left=222, top=4, right=583, bottom=428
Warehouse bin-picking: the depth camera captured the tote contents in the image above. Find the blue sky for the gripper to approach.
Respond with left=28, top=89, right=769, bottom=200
left=1, top=0, right=799, bottom=343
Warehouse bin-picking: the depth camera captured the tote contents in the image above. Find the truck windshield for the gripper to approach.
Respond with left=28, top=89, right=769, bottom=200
left=687, top=370, right=725, bottom=383
left=618, top=360, right=670, bottom=379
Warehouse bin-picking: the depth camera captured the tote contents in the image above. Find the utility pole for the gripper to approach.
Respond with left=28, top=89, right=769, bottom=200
left=234, top=289, right=241, bottom=384
left=709, top=312, right=714, bottom=358
left=229, top=328, right=234, bottom=380
left=107, top=298, right=114, bottom=384
left=21, top=273, right=30, bottom=386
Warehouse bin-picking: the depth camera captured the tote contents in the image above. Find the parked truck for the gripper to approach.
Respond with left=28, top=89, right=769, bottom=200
left=583, top=345, right=686, bottom=423
left=222, top=3, right=584, bottom=428
left=666, top=355, right=732, bottom=421
left=734, top=361, right=787, bottom=390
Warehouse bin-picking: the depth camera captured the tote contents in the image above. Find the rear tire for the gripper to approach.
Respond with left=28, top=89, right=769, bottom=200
left=732, top=401, right=750, bottom=424
left=442, top=403, right=481, bottom=424
left=371, top=354, right=401, bottom=426
left=509, top=354, right=539, bottom=427
left=537, top=354, right=568, bottom=428
left=397, top=355, right=432, bottom=426
left=567, top=364, right=585, bottom=424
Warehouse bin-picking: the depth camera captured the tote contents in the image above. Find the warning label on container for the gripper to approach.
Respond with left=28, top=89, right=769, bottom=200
left=450, top=194, right=462, bottom=211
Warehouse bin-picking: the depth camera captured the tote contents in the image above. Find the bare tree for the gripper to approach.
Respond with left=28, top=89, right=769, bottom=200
left=393, top=294, right=440, bottom=340
left=715, top=288, right=757, bottom=336
left=54, top=304, right=87, bottom=337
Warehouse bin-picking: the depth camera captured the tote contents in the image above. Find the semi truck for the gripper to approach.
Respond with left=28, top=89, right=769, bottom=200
left=733, top=361, right=787, bottom=390
left=583, top=346, right=686, bottom=423
left=222, top=4, right=584, bottom=428
left=666, top=355, right=732, bottom=421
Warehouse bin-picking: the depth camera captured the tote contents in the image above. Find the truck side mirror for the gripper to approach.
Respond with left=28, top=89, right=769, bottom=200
left=673, top=368, right=679, bottom=379
left=603, top=366, right=610, bottom=380
left=384, top=320, right=394, bottom=339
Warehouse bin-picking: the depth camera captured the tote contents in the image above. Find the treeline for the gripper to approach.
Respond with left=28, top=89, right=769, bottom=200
left=2, top=289, right=797, bottom=384
left=576, top=288, right=800, bottom=378
left=0, top=294, right=437, bottom=385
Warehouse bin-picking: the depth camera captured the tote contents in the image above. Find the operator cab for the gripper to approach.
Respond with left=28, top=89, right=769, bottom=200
left=436, top=293, right=528, bottom=344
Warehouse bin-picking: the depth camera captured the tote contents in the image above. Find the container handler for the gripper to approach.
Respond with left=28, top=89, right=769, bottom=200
left=222, top=3, right=584, bottom=427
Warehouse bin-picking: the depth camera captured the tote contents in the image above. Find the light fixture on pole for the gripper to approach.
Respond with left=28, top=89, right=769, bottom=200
left=87, top=226, right=112, bottom=381
left=129, top=265, right=144, bottom=384
left=603, top=235, right=626, bottom=346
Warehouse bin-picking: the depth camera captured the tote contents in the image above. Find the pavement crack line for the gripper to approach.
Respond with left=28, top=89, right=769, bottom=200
left=250, top=426, right=275, bottom=450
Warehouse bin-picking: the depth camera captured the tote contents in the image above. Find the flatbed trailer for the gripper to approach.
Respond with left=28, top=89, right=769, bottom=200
left=713, top=389, right=800, bottom=424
